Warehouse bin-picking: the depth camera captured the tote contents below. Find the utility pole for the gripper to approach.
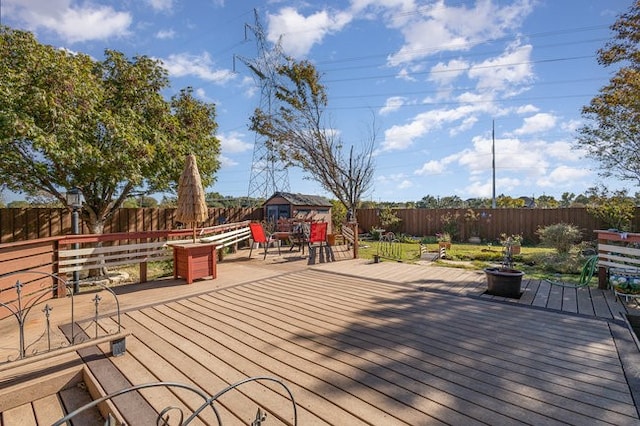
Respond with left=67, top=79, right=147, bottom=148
left=492, top=120, right=496, bottom=209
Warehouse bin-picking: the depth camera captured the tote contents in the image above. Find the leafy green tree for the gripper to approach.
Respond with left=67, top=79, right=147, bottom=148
left=378, top=206, right=402, bottom=231
left=496, top=195, right=525, bottom=208
left=466, top=198, right=491, bottom=208
left=330, top=199, right=347, bottom=232
left=122, top=195, right=158, bottom=208
left=586, top=187, right=636, bottom=231
left=0, top=27, right=220, bottom=234
left=573, top=193, right=590, bottom=206
left=536, top=195, right=559, bottom=208
left=439, top=196, right=465, bottom=208
left=416, top=195, right=438, bottom=208
left=26, top=191, right=63, bottom=207
left=559, top=192, right=575, bottom=207
left=159, top=195, right=178, bottom=208
left=0, top=185, right=7, bottom=208
left=250, top=58, right=375, bottom=217
left=576, top=1, right=640, bottom=187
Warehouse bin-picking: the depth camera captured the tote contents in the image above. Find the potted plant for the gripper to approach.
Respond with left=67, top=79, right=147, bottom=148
left=484, top=236, right=524, bottom=298
left=436, top=232, right=452, bottom=249
left=611, top=271, right=640, bottom=302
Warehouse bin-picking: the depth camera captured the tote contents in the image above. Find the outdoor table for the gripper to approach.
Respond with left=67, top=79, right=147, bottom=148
left=272, top=231, right=292, bottom=243
left=170, top=241, right=217, bottom=284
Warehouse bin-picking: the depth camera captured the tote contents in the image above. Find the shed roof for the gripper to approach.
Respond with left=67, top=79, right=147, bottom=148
left=265, top=192, right=332, bottom=207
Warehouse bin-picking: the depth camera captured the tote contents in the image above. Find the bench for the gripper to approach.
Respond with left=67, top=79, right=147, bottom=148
left=595, top=230, right=640, bottom=293
left=58, top=221, right=252, bottom=283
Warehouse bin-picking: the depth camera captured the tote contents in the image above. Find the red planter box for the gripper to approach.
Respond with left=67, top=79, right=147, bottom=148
left=171, top=242, right=217, bottom=284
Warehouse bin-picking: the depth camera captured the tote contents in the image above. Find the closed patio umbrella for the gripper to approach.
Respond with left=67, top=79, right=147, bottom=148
left=175, top=154, right=209, bottom=242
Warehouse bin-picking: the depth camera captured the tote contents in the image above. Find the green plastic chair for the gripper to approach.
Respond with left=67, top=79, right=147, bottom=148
left=544, top=255, right=598, bottom=288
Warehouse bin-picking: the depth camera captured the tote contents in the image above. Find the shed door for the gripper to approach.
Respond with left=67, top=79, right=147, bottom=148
left=266, top=204, right=290, bottom=223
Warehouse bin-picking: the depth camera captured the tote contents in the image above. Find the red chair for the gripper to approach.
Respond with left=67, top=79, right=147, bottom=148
left=308, top=222, right=328, bottom=250
left=249, top=222, right=280, bottom=259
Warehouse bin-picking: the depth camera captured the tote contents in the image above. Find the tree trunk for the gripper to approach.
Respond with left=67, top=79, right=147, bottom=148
left=85, top=214, right=107, bottom=277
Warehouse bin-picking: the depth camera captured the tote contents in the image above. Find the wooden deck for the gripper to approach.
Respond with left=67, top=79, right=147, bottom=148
left=2, top=252, right=640, bottom=425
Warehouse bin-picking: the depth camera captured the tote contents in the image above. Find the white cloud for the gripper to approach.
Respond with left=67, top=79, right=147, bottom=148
left=562, top=119, right=582, bottom=133
left=468, top=41, right=534, bottom=95
left=194, top=88, right=215, bottom=103
left=2, top=0, right=132, bottom=43
left=387, top=0, right=534, bottom=66
left=543, top=140, right=576, bottom=161
left=219, top=131, right=253, bottom=154
left=428, top=58, right=469, bottom=86
left=516, top=104, right=539, bottom=114
left=379, top=96, right=407, bottom=115
left=155, top=29, right=175, bottom=39
left=219, top=155, right=237, bottom=168
left=514, top=113, right=557, bottom=135
left=240, top=76, right=258, bottom=98
left=146, top=0, right=173, bottom=12
left=380, top=103, right=487, bottom=152
left=537, top=165, right=590, bottom=188
left=160, top=52, right=235, bottom=84
left=454, top=134, right=551, bottom=183
left=267, top=7, right=353, bottom=57
left=415, top=160, right=447, bottom=176
left=398, top=180, right=413, bottom=190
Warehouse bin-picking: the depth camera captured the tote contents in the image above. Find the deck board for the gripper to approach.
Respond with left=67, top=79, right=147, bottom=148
left=3, top=257, right=640, bottom=425
left=98, top=265, right=639, bottom=425
left=1, top=403, right=37, bottom=426
left=32, top=394, right=65, bottom=425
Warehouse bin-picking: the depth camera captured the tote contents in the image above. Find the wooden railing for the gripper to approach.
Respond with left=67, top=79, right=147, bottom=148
left=57, top=221, right=252, bottom=282
left=341, top=222, right=358, bottom=258
left=0, top=221, right=254, bottom=319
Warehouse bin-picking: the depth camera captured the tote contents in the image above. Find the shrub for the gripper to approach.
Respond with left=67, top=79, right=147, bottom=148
left=420, top=235, right=437, bottom=244
left=537, top=223, right=582, bottom=254
left=369, top=228, right=384, bottom=241
left=440, top=212, right=460, bottom=241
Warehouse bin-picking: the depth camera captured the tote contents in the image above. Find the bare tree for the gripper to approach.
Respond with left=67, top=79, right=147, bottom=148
left=250, top=58, right=375, bottom=215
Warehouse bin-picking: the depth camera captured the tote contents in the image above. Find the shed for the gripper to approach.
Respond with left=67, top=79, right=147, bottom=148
left=264, top=192, right=333, bottom=233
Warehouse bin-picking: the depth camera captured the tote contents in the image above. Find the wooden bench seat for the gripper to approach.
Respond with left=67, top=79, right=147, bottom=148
left=595, top=230, right=640, bottom=291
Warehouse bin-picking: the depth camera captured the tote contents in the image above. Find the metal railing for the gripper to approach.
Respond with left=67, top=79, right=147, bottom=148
left=53, top=376, right=298, bottom=426
left=0, top=271, right=126, bottom=367
left=376, top=232, right=403, bottom=261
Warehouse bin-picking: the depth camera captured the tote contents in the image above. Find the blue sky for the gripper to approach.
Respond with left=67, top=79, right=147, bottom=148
left=1, top=0, right=634, bottom=203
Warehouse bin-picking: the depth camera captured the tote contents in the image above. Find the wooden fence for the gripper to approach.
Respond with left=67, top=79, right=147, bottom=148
left=355, top=207, right=640, bottom=243
left=2, top=207, right=639, bottom=244
left=0, top=207, right=262, bottom=243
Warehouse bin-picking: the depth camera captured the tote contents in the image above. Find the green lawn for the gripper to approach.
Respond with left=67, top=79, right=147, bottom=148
left=357, top=240, right=591, bottom=285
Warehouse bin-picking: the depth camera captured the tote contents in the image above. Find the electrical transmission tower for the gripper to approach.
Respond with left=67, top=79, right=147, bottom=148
left=236, top=10, right=290, bottom=205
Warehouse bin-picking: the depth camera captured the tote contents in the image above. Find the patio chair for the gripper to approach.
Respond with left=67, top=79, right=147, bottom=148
left=289, top=221, right=310, bottom=254
left=544, top=255, right=598, bottom=288
left=249, top=222, right=281, bottom=259
left=308, top=222, right=328, bottom=250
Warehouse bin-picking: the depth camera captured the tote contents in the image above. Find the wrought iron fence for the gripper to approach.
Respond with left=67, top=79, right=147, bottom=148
left=0, top=271, right=125, bottom=366
left=376, top=232, right=403, bottom=261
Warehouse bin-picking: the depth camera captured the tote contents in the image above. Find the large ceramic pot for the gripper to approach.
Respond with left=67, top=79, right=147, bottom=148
left=484, top=267, right=524, bottom=298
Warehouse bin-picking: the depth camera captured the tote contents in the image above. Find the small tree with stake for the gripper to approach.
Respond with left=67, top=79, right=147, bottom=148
left=250, top=57, right=375, bottom=218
